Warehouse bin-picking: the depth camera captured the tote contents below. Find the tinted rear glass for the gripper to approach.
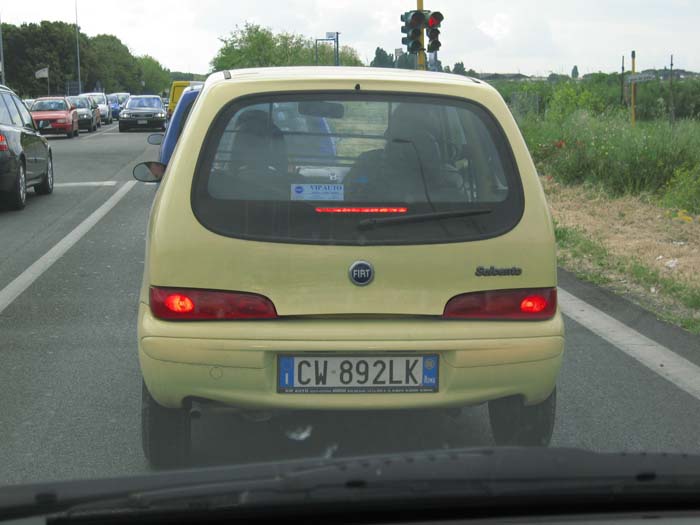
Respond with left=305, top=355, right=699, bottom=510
left=192, top=93, right=523, bottom=245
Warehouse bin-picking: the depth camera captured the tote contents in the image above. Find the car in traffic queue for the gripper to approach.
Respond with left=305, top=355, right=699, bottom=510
left=132, top=67, right=564, bottom=468
left=67, top=96, right=99, bottom=132
left=167, top=80, right=203, bottom=120
left=0, top=84, right=53, bottom=210
left=119, top=95, right=167, bottom=132
left=29, top=97, right=80, bottom=138
left=147, top=84, right=202, bottom=165
left=82, top=92, right=112, bottom=124
left=107, top=94, right=121, bottom=120
left=111, top=92, right=130, bottom=113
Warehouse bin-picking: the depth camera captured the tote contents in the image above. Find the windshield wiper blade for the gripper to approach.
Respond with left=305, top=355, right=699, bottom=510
left=357, top=208, right=492, bottom=230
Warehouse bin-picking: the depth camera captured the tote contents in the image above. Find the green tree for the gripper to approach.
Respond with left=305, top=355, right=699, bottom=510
left=370, top=47, right=394, bottom=68
left=395, top=53, right=414, bottom=70
left=85, top=34, right=140, bottom=93
left=139, top=55, right=171, bottom=94
left=571, top=65, right=579, bottom=79
left=210, top=23, right=362, bottom=71
left=452, top=61, right=467, bottom=75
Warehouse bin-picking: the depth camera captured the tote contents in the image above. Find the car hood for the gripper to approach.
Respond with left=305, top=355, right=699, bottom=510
left=76, top=108, right=93, bottom=116
left=31, top=110, right=70, bottom=120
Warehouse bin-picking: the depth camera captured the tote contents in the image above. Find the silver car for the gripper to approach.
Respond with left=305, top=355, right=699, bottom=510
left=82, top=92, right=112, bottom=124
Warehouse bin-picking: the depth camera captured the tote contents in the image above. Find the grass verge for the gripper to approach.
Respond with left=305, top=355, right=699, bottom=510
left=555, top=222, right=700, bottom=334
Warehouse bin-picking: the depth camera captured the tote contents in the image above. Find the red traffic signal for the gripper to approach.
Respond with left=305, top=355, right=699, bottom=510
left=428, top=11, right=444, bottom=28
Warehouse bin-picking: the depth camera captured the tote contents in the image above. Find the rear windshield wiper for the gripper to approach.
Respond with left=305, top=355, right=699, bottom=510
left=357, top=208, right=493, bottom=230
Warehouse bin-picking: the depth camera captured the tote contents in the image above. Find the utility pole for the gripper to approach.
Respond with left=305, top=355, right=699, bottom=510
left=416, top=0, right=426, bottom=70
left=669, top=54, right=675, bottom=124
left=75, top=0, right=82, bottom=94
left=631, top=50, right=636, bottom=127
left=0, top=12, right=6, bottom=86
left=620, top=55, right=625, bottom=106
left=335, top=32, right=340, bottom=66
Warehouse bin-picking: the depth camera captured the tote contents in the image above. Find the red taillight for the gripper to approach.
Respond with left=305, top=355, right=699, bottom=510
left=0, top=134, right=8, bottom=152
left=164, top=294, right=195, bottom=313
left=150, top=287, right=277, bottom=321
left=315, top=207, right=408, bottom=214
left=443, top=288, right=557, bottom=320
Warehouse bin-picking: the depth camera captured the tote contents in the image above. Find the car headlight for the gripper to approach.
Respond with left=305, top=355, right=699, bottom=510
left=121, top=113, right=129, bottom=118
left=157, top=112, right=165, bottom=118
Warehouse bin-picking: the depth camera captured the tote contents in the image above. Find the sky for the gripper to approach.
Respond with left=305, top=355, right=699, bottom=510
left=2, top=0, right=699, bottom=76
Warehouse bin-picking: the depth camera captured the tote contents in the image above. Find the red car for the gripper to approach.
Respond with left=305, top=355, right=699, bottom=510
left=29, top=97, right=79, bottom=138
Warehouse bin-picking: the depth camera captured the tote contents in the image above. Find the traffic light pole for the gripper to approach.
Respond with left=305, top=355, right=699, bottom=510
left=416, top=0, right=426, bottom=70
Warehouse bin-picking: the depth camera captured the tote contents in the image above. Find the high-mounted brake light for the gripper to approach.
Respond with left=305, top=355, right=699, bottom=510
left=150, top=287, right=277, bottom=321
left=0, top=134, right=8, bottom=152
left=315, top=207, right=408, bottom=214
left=443, top=288, right=557, bottom=320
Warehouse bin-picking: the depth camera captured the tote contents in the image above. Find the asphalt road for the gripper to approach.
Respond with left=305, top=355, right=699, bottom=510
left=1, top=125, right=699, bottom=486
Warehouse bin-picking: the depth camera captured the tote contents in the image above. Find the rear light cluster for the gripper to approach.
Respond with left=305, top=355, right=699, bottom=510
left=443, top=288, right=557, bottom=320
left=0, top=134, right=8, bottom=152
left=150, top=287, right=277, bottom=320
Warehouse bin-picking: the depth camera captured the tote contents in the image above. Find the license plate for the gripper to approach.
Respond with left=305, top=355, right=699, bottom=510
left=137, top=119, right=148, bottom=125
left=277, top=355, right=439, bottom=394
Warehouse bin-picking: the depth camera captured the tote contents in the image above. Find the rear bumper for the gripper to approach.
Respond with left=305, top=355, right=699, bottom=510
left=0, top=154, right=18, bottom=191
left=139, top=305, right=564, bottom=410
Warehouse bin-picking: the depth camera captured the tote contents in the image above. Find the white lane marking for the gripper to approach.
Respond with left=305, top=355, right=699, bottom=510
left=81, top=124, right=116, bottom=139
left=559, top=288, right=700, bottom=401
left=54, top=181, right=118, bottom=187
left=0, top=181, right=137, bottom=315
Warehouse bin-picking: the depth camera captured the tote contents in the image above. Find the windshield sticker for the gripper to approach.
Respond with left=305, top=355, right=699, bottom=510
left=291, top=184, right=344, bottom=201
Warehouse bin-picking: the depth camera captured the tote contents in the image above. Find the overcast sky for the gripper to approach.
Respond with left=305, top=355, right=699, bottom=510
left=2, top=1, right=699, bottom=76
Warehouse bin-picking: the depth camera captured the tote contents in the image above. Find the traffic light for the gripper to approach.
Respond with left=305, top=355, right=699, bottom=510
left=401, top=10, right=426, bottom=54
left=426, top=11, right=443, bottom=52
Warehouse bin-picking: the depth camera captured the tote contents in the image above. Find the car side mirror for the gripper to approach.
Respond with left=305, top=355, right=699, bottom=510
left=133, top=161, right=166, bottom=183
left=147, top=133, right=164, bottom=146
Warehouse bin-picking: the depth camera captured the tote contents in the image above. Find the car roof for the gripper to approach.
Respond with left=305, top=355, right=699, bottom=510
left=204, top=66, right=486, bottom=92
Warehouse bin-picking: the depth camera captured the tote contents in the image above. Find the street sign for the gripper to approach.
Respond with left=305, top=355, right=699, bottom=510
left=395, top=48, right=404, bottom=58
left=627, top=72, right=656, bottom=83
left=325, top=32, right=336, bottom=40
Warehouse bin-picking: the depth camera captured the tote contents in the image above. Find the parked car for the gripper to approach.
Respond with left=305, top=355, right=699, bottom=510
left=107, top=94, right=120, bottom=120
left=167, top=80, right=203, bottom=120
left=0, top=84, right=53, bottom=210
left=82, top=92, right=112, bottom=124
left=67, top=95, right=99, bottom=132
left=119, top=95, right=166, bottom=132
left=147, top=85, right=202, bottom=165
left=29, top=97, right=79, bottom=138
left=131, top=67, right=563, bottom=468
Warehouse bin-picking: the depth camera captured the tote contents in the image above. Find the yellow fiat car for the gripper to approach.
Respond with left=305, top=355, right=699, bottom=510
left=134, top=67, right=564, bottom=467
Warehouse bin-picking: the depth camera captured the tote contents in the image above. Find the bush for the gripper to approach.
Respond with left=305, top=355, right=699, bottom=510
left=663, top=165, right=700, bottom=214
left=521, top=111, right=700, bottom=195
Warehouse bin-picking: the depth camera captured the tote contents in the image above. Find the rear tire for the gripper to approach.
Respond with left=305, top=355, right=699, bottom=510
left=141, top=381, right=191, bottom=469
left=3, top=161, right=27, bottom=210
left=35, top=154, right=54, bottom=195
left=489, top=388, right=556, bottom=446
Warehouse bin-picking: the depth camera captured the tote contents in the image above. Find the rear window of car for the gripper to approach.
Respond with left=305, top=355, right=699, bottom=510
left=191, top=92, right=524, bottom=245
left=32, top=99, right=67, bottom=111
